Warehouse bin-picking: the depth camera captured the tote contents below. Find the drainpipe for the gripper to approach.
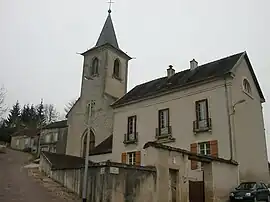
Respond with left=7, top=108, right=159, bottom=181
left=224, top=77, right=234, bottom=160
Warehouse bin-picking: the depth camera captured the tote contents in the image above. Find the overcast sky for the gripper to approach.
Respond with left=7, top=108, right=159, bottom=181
left=1, top=0, right=270, bottom=154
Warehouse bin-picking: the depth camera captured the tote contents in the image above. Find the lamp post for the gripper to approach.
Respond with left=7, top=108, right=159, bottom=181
left=82, top=100, right=95, bottom=202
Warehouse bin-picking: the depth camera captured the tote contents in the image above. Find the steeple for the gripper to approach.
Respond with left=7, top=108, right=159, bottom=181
left=95, top=10, right=119, bottom=49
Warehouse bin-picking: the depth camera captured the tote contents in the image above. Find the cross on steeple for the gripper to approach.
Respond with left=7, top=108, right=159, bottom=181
left=107, top=0, right=114, bottom=13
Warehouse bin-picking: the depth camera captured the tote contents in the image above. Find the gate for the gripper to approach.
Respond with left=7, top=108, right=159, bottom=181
left=189, top=181, right=205, bottom=202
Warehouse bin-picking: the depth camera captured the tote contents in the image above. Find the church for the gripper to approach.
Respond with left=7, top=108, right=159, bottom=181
left=65, top=8, right=130, bottom=161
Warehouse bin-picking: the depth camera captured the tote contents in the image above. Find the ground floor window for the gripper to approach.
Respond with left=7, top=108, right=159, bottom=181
left=127, top=152, right=136, bottom=165
left=198, top=142, right=211, bottom=155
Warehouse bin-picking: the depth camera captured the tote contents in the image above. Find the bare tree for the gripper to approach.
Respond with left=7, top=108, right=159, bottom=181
left=44, top=104, right=60, bottom=123
left=64, top=98, right=77, bottom=114
left=0, top=86, right=7, bottom=118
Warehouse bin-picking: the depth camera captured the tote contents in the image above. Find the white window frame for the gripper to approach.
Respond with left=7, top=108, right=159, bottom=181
left=158, top=109, right=170, bottom=135
left=127, top=116, right=136, bottom=136
left=198, top=142, right=211, bottom=156
left=127, top=152, right=136, bottom=165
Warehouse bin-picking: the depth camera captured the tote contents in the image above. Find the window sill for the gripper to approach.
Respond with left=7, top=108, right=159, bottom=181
left=123, top=140, right=138, bottom=145
left=112, top=74, right=122, bottom=81
left=155, top=134, right=175, bottom=143
left=242, top=90, right=253, bottom=99
left=193, top=128, right=212, bottom=134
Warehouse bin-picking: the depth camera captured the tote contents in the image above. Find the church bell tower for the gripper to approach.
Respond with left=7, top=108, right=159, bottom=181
left=80, top=9, right=132, bottom=101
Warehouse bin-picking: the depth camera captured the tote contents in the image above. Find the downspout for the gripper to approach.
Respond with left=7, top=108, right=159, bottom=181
left=224, top=77, right=234, bottom=160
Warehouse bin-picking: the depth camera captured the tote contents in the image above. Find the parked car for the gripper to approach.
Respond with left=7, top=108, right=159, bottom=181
left=0, top=145, right=6, bottom=153
left=230, top=182, right=270, bottom=201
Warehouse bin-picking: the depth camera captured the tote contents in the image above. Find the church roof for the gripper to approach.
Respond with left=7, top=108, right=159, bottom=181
left=89, top=135, right=113, bottom=156
left=96, top=12, right=119, bottom=49
left=112, top=52, right=265, bottom=108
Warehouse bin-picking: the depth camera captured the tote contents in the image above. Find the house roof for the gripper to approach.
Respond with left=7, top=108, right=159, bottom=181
left=41, top=151, right=87, bottom=170
left=112, top=52, right=265, bottom=108
left=143, top=141, right=238, bottom=165
left=89, top=135, right=113, bottom=156
left=11, top=128, right=39, bottom=137
left=43, top=120, right=67, bottom=129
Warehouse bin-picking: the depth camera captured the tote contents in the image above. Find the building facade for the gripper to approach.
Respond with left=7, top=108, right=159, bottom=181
left=111, top=52, right=269, bottom=182
left=39, top=120, right=68, bottom=155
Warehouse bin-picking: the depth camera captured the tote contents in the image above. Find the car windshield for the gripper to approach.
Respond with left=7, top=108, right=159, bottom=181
left=236, top=182, right=256, bottom=190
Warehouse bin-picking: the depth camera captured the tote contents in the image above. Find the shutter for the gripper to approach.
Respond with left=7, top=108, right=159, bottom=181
left=195, top=101, right=200, bottom=121
left=190, top=143, right=198, bottom=170
left=210, top=140, right=218, bottom=157
left=135, top=151, right=141, bottom=166
left=134, top=116, right=137, bottom=133
left=121, top=152, right=127, bottom=164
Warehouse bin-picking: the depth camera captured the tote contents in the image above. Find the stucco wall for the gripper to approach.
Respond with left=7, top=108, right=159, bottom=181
left=112, top=78, right=230, bottom=182
left=230, top=58, right=269, bottom=181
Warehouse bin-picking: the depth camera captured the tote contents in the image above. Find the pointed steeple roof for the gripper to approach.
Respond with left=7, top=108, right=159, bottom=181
left=96, top=11, right=119, bottom=49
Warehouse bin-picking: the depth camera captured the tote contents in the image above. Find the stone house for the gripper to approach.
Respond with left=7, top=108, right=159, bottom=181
left=111, top=51, right=269, bottom=182
left=39, top=120, right=68, bottom=155
left=10, top=128, right=39, bottom=152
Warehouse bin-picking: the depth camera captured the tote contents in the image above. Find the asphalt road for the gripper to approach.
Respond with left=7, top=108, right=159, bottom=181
left=0, top=149, right=69, bottom=202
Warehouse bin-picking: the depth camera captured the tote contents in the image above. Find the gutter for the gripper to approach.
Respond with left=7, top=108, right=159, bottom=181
left=224, top=77, right=234, bottom=160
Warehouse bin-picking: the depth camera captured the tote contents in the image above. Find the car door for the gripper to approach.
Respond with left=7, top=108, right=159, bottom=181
left=256, top=183, right=265, bottom=201
left=261, top=183, right=270, bottom=200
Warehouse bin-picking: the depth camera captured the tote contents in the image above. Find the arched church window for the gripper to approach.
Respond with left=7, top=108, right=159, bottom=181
left=91, top=57, right=99, bottom=76
left=243, top=78, right=252, bottom=95
left=113, top=59, right=120, bottom=79
left=82, top=130, right=95, bottom=158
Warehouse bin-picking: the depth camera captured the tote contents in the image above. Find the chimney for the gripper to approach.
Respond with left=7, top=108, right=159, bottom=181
left=167, top=65, right=175, bottom=78
left=190, top=59, right=198, bottom=70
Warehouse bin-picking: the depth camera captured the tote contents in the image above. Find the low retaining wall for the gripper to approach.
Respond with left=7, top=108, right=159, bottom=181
left=40, top=153, right=157, bottom=201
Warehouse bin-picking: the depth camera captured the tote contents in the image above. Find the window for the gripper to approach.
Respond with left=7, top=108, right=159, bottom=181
left=125, top=116, right=137, bottom=143
left=243, top=79, right=252, bottom=95
left=158, top=108, right=169, bottom=131
left=195, top=99, right=210, bottom=130
left=45, top=134, right=51, bottom=143
left=198, top=142, right=211, bottom=156
left=52, top=132, right=58, bottom=142
left=91, top=57, right=99, bottom=76
left=127, top=152, right=136, bottom=165
left=127, top=116, right=136, bottom=135
left=113, top=59, right=120, bottom=79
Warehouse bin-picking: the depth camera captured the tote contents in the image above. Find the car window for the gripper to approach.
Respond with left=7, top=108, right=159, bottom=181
left=261, top=183, right=268, bottom=189
left=257, top=183, right=263, bottom=189
left=237, top=182, right=256, bottom=190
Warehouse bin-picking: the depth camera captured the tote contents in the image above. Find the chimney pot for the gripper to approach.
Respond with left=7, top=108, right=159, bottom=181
left=190, top=59, right=198, bottom=70
left=167, top=65, right=175, bottom=78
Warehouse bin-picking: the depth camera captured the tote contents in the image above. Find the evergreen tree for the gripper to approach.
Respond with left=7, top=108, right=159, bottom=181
left=6, top=101, right=21, bottom=128
left=21, top=104, right=30, bottom=126
left=36, top=99, right=45, bottom=127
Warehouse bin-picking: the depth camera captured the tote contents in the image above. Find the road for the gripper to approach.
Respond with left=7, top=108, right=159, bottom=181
left=0, top=149, right=70, bottom=202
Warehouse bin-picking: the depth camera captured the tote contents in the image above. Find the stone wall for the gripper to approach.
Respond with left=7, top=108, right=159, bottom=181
left=39, top=156, right=157, bottom=201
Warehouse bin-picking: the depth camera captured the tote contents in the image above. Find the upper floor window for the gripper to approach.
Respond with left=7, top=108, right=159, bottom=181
left=113, top=59, right=120, bottom=79
left=159, top=108, right=169, bottom=129
left=127, top=116, right=136, bottom=135
left=91, top=57, right=99, bottom=76
left=194, top=99, right=211, bottom=132
left=243, top=79, right=252, bottom=95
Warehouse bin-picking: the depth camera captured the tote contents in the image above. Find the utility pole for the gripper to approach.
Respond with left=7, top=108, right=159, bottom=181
left=82, top=100, right=95, bottom=202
